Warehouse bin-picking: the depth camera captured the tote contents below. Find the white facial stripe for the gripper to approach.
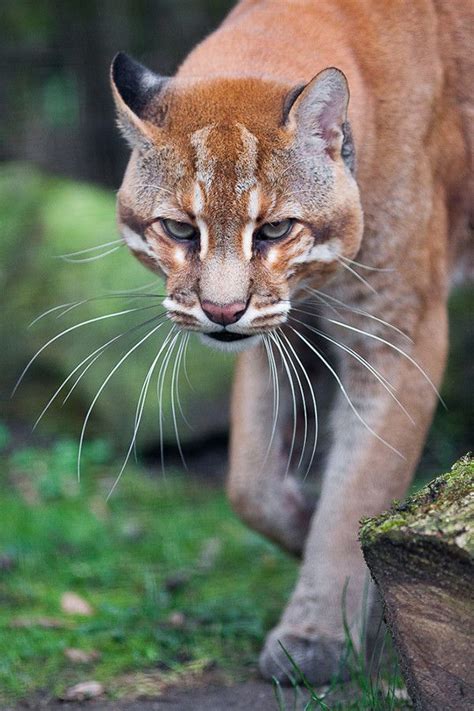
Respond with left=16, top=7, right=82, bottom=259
left=173, top=247, right=187, bottom=266
left=191, top=125, right=215, bottom=194
left=163, top=297, right=219, bottom=330
left=241, top=223, right=254, bottom=262
left=121, top=225, right=155, bottom=259
left=236, top=300, right=290, bottom=328
left=266, top=248, right=280, bottom=266
left=291, top=237, right=343, bottom=266
left=192, top=181, right=204, bottom=215
left=306, top=237, right=342, bottom=264
left=191, top=182, right=210, bottom=261
left=235, top=123, right=258, bottom=196
left=163, top=298, right=201, bottom=320
left=248, top=186, right=260, bottom=220
left=241, top=186, right=260, bottom=261
left=197, top=218, right=209, bottom=261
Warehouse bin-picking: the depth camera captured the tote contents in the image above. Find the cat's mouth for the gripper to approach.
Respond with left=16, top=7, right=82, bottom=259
left=205, top=332, right=251, bottom=343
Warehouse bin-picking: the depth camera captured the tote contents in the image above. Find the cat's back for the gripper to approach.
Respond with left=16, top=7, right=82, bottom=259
left=177, top=0, right=473, bottom=276
left=179, top=0, right=446, bottom=84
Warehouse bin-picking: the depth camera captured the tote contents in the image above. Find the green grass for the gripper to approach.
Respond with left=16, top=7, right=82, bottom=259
left=0, top=432, right=296, bottom=704
left=0, top=429, right=408, bottom=708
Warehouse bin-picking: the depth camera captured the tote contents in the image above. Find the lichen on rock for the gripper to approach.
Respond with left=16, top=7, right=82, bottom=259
left=359, top=454, right=474, bottom=554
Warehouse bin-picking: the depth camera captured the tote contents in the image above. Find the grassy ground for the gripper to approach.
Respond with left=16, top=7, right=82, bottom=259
left=0, top=425, right=408, bottom=709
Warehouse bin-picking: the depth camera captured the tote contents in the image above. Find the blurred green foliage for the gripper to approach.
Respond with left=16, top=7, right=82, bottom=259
left=1, top=162, right=234, bottom=447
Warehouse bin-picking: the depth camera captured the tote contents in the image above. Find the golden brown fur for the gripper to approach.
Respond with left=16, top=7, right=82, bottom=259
left=111, top=0, right=473, bottom=683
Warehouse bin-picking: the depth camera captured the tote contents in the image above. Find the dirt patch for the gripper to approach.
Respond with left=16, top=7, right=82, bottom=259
left=9, top=680, right=311, bottom=711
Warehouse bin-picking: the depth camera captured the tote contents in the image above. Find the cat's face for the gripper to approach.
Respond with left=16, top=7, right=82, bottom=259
left=112, top=54, right=363, bottom=351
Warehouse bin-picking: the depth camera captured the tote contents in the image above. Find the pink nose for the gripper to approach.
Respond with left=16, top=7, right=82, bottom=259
left=201, top=300, right=247, bottom=326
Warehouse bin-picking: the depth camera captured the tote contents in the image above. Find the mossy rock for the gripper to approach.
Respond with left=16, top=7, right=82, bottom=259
left=1, top=163, right=234, bottom=448
left=360, top=454, right=474, bottom=555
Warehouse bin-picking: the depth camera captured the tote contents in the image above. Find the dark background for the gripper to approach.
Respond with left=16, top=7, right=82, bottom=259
left=1, top=1, right=234, bottom=187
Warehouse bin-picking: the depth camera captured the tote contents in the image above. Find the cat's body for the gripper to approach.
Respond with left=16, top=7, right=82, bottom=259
left=111, top=0, right=473, bottom=683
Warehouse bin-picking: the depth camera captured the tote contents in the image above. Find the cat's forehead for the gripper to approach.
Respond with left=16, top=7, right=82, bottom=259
left=165, top=77, right=287, bottom=136
left=189, top=123, right=258, bottom=200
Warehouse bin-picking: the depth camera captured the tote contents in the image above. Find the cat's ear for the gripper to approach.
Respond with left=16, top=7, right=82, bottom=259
left=111, top=52, right=168, bottom=148
left=284, top=68, right=353, bottom=167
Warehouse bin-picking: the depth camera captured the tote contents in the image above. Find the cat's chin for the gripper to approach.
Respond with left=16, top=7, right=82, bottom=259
left=199, top=332, right=262, bottom=353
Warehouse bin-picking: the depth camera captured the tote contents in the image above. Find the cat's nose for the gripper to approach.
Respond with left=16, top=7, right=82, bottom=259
left=201, top=300, right=247, bottom=326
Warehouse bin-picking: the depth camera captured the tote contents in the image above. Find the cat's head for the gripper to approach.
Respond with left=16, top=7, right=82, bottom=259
left=111, top=53, right=363, bottom=351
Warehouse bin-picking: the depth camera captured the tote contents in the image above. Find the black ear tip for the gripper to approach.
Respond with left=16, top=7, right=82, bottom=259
left=111, top=51, right=136, bottom=83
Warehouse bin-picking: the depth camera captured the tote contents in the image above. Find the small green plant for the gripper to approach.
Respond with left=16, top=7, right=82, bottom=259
left=271, top=582, right=409, bottom=710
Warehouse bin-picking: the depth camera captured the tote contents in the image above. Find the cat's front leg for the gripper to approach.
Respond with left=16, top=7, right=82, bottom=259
left=259, top=298, right=448, bottom=684
left=227, top=345, right=315, bottom=556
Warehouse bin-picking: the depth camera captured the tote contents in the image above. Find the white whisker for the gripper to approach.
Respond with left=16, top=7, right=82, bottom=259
left=270, top=332, right=298, bottom=476
left=338, top=254, right=394, bottom=273
left=59, top=246, right=122, bottom=263
left=274, top=331, right=308, bottom=472
left=29, top=302, right=76, bottom=327
left=77, top=319, right=169, bottom=481
left=337, top=258, right=378, bottom=295
left=56, top=293, right=165, bottom=320
left=32, top=313, right=166, bottom=428
left=62, top=352, right=104, bottom=406
left=13, top=304, right=163, bottom=397
left=170, top=333, right=188, bottom=469
left=182, top=333, right=195, bottom=393
left=322, top=316, right=445, bottom=407
left=157, top=330, right=180, bottom=474
left=56, top=239, right=123, bottom=259
left=289, top=326, right=405, bottom=459
left=261, top=335, right=280, bottom=471
left=175, top=333, right=193, bottom=430
left=289, top=314, right=415, bottom=425
left=278, top=329, right=319, bottom=479
left=105, top=279, right=161, bottom=295
left=303, top=287, right=412, bottom=343
left=106, top=327, right=175, bottom=500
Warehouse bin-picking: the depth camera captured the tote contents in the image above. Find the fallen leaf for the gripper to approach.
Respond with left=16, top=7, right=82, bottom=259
left=166, top=611, right=186, bottom=628
left=64, top=648, right=101, bottom=664
left=61, top=592, right=94, bottom=616
left=62, top=680, right=104, bottom=701
left=120, top=519, right=145, bottom=541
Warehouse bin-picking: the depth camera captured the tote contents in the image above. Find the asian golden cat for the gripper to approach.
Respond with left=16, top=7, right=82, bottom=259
left=110, top=0, right=473, bottom=684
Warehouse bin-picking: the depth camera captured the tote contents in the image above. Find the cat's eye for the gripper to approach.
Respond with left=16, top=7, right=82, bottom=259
left=256, top=219, right=293, bottom=241
left=160, top=218, right=198, bottom=241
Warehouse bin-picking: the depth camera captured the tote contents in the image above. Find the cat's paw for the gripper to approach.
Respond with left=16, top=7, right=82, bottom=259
left=259, top=626, right=348, bottom=685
